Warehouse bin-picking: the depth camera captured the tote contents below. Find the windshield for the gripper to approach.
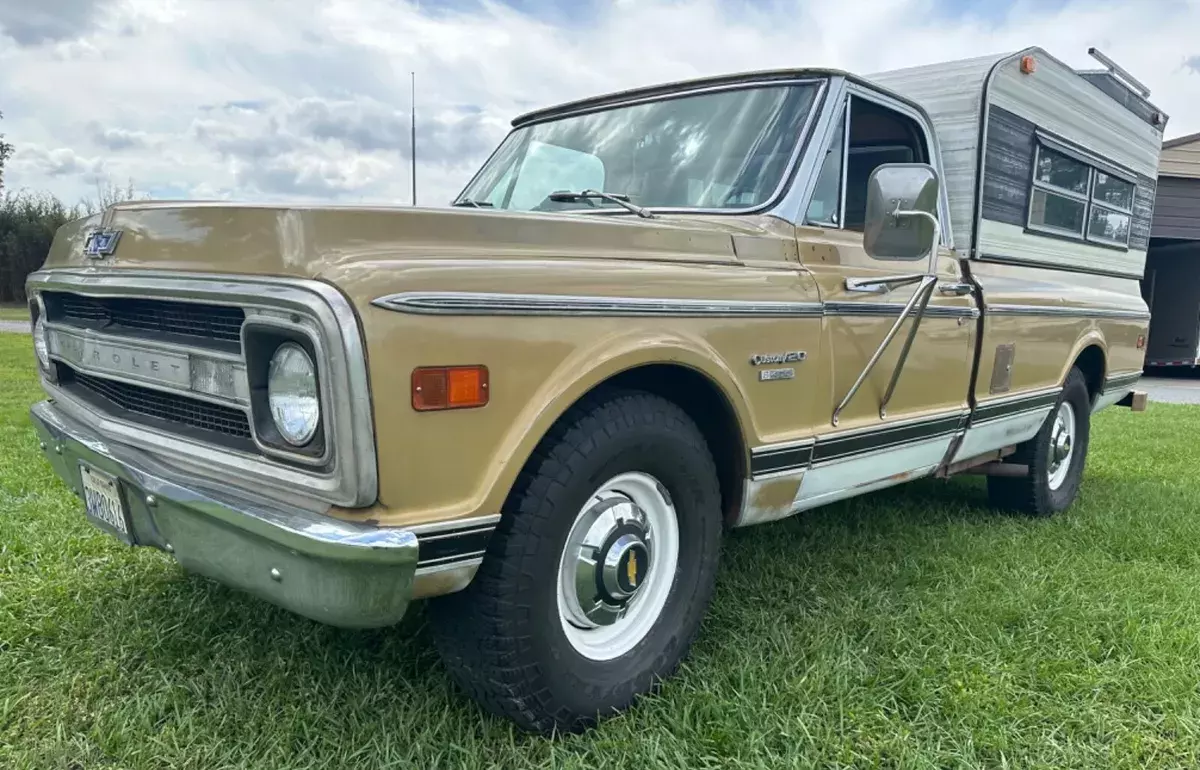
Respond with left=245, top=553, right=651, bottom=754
left=457, top=82, right=821, bottom=213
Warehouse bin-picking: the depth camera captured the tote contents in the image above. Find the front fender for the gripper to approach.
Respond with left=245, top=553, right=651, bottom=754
left=320, top=258, right=811, bottom=530
left=478, top=327, right=754, bottom=516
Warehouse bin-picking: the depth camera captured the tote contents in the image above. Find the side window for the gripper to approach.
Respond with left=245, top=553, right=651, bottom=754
left=1028, top=147, right=1089, bottom=236
left=805, top=110, right=846, bottom=226
left=506, top=140, right=606, bottom=210
left=1028, top=143, right=1133, bottom=248
left=842, top=97, right=929, bottom=232
left=1088, top=171, right=1133, bottom=245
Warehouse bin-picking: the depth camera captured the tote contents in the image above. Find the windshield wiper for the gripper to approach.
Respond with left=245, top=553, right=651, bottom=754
left=548, top=189, right=655, bottom=219
left=452, top=198, right=494, bottom=208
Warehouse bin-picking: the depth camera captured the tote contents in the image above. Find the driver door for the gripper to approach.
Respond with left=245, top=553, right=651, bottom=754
left=794, top=89, right=976, bottom=511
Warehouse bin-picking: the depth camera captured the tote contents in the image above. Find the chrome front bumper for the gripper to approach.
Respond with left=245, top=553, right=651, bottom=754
left=30, top=400, right=419, bottom=629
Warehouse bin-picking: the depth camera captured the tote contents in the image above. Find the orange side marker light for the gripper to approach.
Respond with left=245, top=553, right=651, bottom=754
left=412, top=365, right=489, bottom=411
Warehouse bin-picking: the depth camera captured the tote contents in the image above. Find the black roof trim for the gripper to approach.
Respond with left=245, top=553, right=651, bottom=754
left=510, top=68, right=843, bottom=128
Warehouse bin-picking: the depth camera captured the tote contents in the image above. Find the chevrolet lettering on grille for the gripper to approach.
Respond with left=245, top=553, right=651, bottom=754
left=53, top=331, right=191, bottom=388
left=46, top=327, right=249, bottom=404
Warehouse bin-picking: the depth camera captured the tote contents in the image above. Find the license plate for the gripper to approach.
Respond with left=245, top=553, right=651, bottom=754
left=80, top=463, right=133, bottom=544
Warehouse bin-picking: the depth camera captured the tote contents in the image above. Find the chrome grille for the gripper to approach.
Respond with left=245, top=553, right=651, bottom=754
left=48, top=292, right=245, bottom=345
left=30, top=270, right=377, bottom=507
left=66, top=368, right=252, bottom=440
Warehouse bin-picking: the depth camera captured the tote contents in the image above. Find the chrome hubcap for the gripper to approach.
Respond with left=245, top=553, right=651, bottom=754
left=561, top=494, right=653, bottom=628
left=556, top=471, right=679, bottom=661
left=1047, top=401, right=1076, bottom=490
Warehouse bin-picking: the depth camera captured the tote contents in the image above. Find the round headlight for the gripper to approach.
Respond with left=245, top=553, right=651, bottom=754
left=267, top=342, right=320, bottom=446
left=33, top=314, right=50, bottom=370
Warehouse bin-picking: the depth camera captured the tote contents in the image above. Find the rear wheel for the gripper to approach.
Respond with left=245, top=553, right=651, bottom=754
left=428, top=390, right=723, bottom=734
left=988, top=367, right=1091, bottom=516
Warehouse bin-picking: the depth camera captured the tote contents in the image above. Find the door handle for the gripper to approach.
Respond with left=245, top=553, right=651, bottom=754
left=938, top=282, right=973, bottom=297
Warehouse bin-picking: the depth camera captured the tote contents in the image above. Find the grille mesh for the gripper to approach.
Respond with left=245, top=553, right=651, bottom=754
left=70, top=370, right=252, bottom=439
left=52, top=293, right=245, bottom=344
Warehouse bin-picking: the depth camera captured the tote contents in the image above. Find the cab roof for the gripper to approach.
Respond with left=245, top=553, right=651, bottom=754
left=511, top=67, right=901, bottom=128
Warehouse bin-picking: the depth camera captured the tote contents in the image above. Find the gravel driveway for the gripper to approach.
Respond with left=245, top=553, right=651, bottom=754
left=0, top=321, right=29, bottom=334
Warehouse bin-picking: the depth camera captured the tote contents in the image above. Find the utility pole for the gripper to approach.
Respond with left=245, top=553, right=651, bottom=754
left=411, top=71, right=417, bottom=206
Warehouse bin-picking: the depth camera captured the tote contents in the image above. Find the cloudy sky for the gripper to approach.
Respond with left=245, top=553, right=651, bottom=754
left=0, top=0, right=1197, bottom=208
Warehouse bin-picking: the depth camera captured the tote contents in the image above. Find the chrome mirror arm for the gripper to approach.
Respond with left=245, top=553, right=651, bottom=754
left=878, top=277, right=938, bottom=418
left=831, top=209, right=942, bottom=426
left=889, top=205, right=940, bottom=276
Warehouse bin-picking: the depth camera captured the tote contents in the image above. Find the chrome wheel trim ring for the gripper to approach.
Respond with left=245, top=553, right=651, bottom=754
left=556, top=471, right=680, bottom=661
left=1047, top=401, right=1076, bottom=491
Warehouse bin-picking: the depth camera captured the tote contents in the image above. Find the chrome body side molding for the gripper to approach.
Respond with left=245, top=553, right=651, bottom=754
left=374, top=291, right=979, bottom=319
left=985, top=304, right=1151, bottom=321
left=374, top=292, right=825, bottom=318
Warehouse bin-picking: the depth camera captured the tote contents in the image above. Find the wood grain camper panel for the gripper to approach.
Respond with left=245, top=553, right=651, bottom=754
left=981, top=106, right=1035, bottom=228
left=1130, top=174, right=1156, bottom=251
left=982, top=105, right=1156, bottom=251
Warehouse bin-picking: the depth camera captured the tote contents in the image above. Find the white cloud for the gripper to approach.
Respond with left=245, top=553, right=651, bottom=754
left=0, top=0, right=1197, bottom=207
left=10, top=144, right=106, bottom=181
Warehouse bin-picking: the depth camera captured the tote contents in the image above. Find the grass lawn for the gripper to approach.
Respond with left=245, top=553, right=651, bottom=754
left=0, top=304, right=29, bottom=322
left=3, top=332, right=1200, bottom=768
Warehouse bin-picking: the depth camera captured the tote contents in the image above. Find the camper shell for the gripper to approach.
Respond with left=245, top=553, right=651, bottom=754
left=872, top=47, right=1166, bottom=278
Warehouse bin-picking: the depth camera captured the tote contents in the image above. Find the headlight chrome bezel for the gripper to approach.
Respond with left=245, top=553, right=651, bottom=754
left=30, top=293, right=53, bottom=374
left=243, top=318, right=329, bottom=466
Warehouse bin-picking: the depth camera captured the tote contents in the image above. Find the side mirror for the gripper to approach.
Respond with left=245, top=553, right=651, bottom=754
left=863, top=163, right=940, bottom=263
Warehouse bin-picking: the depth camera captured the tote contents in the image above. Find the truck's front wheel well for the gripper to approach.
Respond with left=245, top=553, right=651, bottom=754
left=584, top=364, right=746, bottom=527
left=1073, top=345, right=1106, bottom=402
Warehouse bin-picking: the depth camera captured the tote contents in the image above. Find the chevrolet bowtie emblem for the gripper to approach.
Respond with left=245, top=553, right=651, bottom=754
left=83, top=229, right=122, bottom=258
left=626, top=551, right=638, bottom=588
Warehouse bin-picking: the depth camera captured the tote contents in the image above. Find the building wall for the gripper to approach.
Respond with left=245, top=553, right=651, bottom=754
left=1160, top=137, right=1200, bottom=179
left=1151, top=176, right=1200, bottom=241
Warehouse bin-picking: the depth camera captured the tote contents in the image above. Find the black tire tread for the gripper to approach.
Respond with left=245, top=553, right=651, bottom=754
left=428, top=388, right=720, bottom=734
left=987, top=367, right=1091, bottom=517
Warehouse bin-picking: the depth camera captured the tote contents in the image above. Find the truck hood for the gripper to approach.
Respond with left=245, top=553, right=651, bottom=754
left=41, top=203, right=799, bottom=278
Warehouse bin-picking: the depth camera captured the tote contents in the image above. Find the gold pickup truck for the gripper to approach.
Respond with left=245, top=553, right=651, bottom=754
left=26, top=47, right=1159, bottom=733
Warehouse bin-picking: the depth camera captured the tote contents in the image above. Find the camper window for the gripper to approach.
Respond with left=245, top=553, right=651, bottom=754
left=1027, top=144, right=1133, bottom=248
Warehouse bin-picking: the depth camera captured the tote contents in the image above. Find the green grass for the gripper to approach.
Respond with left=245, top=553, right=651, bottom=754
left=3, top=331, right=1200, bottom=768
left=0, top=304, right=29, bottom=322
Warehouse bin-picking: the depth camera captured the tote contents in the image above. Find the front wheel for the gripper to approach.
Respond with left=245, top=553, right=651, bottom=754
left=988, top=367, right=1091, bottom=516
left=428, top=390, right=723, bottom=734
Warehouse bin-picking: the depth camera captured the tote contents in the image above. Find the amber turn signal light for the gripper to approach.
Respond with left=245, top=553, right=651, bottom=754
left=412, top=365, right=489, bottom=411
